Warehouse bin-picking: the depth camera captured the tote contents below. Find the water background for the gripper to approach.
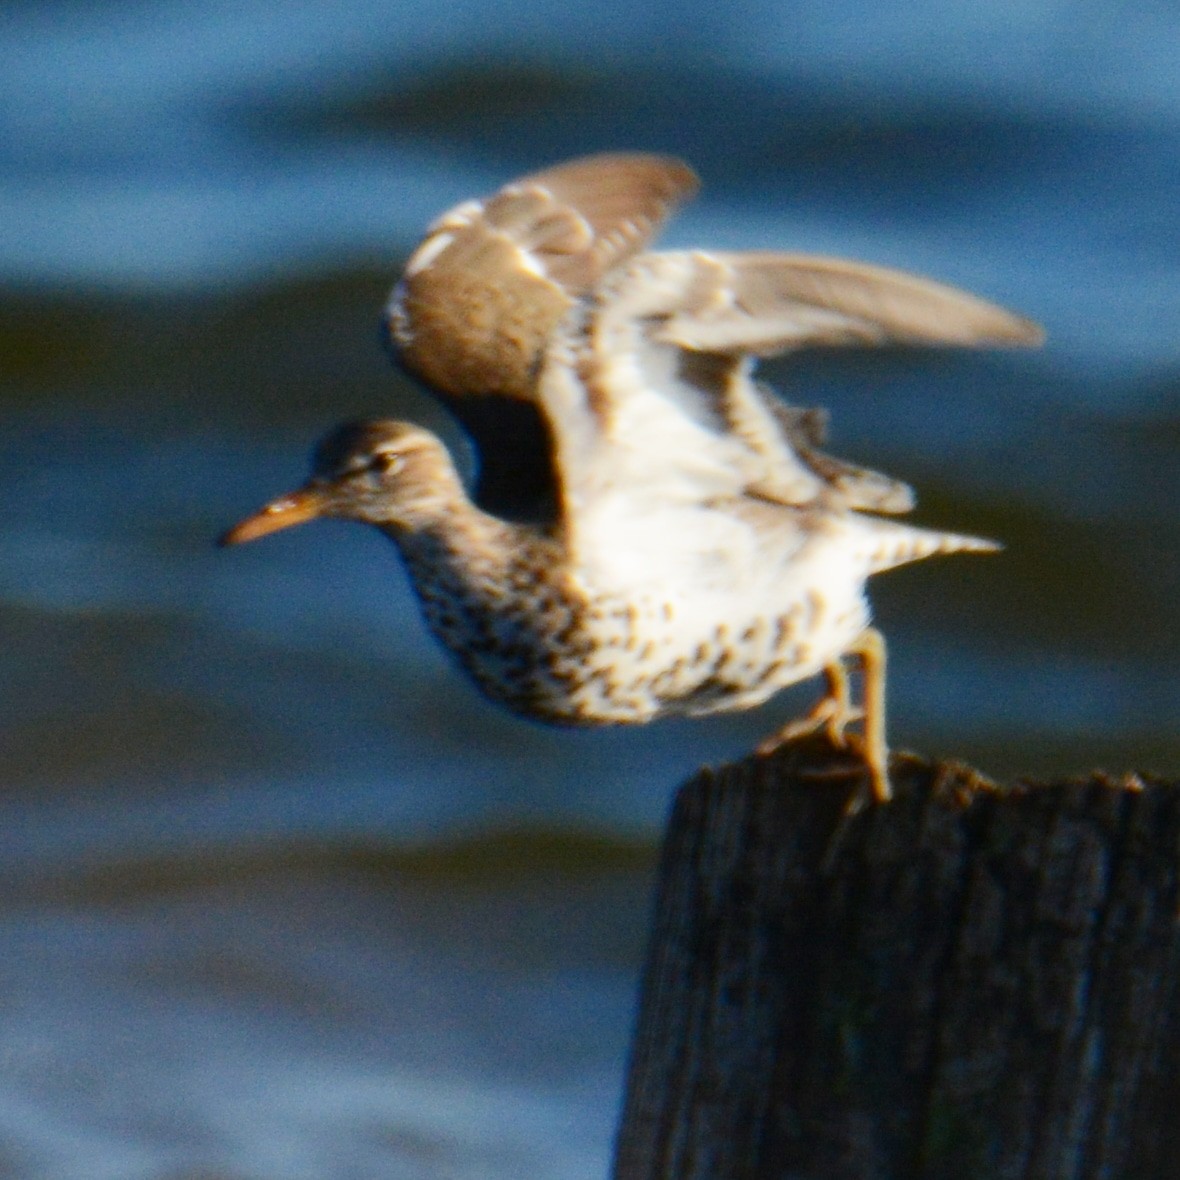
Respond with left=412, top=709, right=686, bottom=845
left=2, top=1, right=1178, bottom=1175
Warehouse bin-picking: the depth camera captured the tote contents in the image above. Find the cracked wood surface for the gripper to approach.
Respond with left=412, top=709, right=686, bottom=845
left=613, top=738, right=1180, bottom=1180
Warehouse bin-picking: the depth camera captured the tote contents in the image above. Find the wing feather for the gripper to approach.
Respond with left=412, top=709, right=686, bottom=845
left=501, top=154, right=700, bottom=290
left=388, top=154, right=699, bottom=403
left=652, top=250, right=1044, bottom=355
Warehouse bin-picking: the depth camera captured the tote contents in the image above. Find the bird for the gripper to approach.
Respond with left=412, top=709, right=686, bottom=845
left=221, top=153, right=1042, bottom=802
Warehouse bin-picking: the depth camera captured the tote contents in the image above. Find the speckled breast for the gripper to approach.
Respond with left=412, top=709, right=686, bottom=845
left=408, top=561, right=869, bottom=726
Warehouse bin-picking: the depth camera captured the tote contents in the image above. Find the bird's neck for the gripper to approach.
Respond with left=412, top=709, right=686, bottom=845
left=372, top=469, right=554, bottom=590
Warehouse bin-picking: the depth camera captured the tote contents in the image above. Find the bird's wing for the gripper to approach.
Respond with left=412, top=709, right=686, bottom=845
left=386, top=156, right=1042, bottom=528
left=385, top=154, right=700, bottom=521
left=386, top=154, right=699, bottom=402
left=647, top=250, right=1044, bottom=354
left=483, top=152, right=701, bottom=293
left=765, top=399, right=915, bottom=514
left=540, top=248, right=1039, bottom=531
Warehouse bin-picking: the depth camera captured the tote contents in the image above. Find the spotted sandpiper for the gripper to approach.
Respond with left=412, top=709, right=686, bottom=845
left=222, top=154, right=1042, bottom=802
left=220, top=418, right=999, bottom=802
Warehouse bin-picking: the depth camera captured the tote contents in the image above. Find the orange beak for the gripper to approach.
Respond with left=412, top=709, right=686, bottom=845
left=218, top=485, right=331, bottom=546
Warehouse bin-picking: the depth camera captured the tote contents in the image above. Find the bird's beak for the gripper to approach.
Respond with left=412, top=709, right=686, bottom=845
left=218, top=484, right=331, bottom=546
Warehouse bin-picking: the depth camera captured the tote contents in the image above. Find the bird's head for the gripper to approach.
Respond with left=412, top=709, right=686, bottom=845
left=219, top=420, right=459, bottom=545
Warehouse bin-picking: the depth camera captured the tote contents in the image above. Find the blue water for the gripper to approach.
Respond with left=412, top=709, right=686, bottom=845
left=2, top=0, right=1178, bottom=1175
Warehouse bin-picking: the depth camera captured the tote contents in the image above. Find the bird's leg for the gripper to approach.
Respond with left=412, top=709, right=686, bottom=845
left=816, top=658, right=857, bottom=745
left=758, top=626, right=891, bottom=805
left=846, top=626, right=890, bottom=803
left=757, top=659, right=860, bottom=752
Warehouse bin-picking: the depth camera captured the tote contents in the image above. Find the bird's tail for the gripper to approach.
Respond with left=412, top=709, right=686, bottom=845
left=854, top=515, right=1001, bottom=576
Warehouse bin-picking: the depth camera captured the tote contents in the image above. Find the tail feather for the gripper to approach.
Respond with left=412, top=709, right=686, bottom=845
left=858, top=517, right=1001, bottom=576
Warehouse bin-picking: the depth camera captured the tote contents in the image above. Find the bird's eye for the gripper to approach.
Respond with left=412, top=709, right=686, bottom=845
left=370, top=451, right=403, bottom=474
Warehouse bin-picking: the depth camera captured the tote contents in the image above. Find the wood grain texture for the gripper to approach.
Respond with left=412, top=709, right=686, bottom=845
left=613, top=738, right=1180, bottom=1180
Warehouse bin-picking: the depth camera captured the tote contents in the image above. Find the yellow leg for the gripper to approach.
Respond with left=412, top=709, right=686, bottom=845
left=847, top=627, right=890, bottom=803
left=816, top=659, right=854, bottom=744
left=756, top=659, right=859, bottom=754
left=758, top=626, right=891, bottom=804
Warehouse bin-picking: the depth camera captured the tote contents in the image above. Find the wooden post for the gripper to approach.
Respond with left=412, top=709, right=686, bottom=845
left=612, top=735, right=1180, bottom=1180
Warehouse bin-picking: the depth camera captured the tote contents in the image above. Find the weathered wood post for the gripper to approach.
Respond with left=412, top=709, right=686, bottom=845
left=613, top=735, right=1180, bottom=1180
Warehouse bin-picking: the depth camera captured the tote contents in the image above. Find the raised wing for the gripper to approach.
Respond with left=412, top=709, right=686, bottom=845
left=539, top=336, right=914, bottom=530
left=541, top=247, right=1039, bottom=531
left=386, top=153, right=699, bottom=402
left=647, top=250, right=1044, bottom=354
left=494, top=153, right=700, bottom=292
left=384, top=155, right=1042, bottom=528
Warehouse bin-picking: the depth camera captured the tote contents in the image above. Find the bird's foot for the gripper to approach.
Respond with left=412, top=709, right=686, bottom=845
left=757, top=695, right=875, bottom=812
left=757, top=629, right=893, bottom=808
left=756, top=694, right=862, bottom=754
